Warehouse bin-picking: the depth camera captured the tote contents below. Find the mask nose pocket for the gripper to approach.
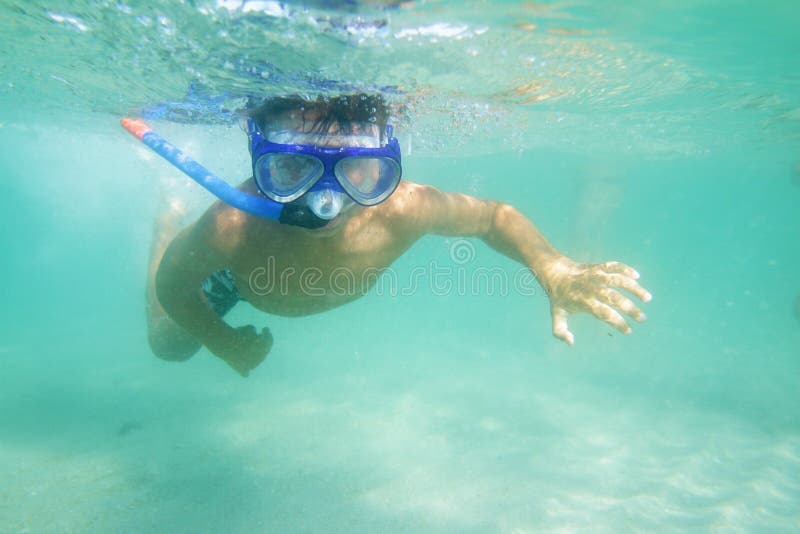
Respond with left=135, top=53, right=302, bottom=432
left=306, top=189, right=345, bottom=220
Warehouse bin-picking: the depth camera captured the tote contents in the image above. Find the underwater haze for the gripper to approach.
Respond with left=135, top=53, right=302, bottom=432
left=1, top=0, right=799, bottom=531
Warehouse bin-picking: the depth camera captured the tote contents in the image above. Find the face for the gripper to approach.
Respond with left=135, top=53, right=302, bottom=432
left=266, top=112, right=385, bottom=230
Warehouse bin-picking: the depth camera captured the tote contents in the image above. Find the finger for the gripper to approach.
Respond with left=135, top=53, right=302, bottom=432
left=258, top=327, right=274, bottom=350
left=588, top=299, right=632, bottom=335
left=601, top=261, right=639, bottom=280
left=231, top=361, right=249, bottom=378
left=601, top=273, right=652, bottom=303
left=551, top=306, right=575, bottom=346
left=599, top=288, right=647, bottom=322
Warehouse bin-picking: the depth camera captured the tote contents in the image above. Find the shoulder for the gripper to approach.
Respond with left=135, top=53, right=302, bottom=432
left=380, top=180, right=441, bottom=216
left=372, top=180, right=482, bottom=238
left=377, top=180, right=499, bottom=237
left=372, top=180, right=437, bottom=229
left=184, top=178, right=265, bottom=256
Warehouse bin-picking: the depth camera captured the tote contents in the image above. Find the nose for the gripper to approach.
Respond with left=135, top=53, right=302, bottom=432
left=317, top=190, right=336, bottom=217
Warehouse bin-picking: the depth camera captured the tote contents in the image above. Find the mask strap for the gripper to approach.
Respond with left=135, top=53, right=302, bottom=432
left=245, top=118, right=260, bottom=137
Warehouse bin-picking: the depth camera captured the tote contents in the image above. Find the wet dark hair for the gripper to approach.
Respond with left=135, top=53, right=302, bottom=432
left=248, top=93, right=389, bottom=136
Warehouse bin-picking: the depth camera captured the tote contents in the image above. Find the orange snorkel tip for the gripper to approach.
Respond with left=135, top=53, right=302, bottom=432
left=120, top=117, right=152, bottom=140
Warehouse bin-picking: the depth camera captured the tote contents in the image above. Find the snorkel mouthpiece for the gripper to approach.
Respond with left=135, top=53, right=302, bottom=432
left=278, top=202, right=331, bottom=229
left=306, top=189, right=346, bottom=220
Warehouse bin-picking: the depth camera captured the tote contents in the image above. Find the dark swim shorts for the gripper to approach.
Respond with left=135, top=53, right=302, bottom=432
left=202, top=269, right=241, bottom=317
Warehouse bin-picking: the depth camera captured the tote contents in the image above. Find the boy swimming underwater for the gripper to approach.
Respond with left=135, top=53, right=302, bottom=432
left=145, top=94, right=652, bottom=376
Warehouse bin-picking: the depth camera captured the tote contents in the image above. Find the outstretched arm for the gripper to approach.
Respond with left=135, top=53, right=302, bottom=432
left=404, top=183, right=651, bottom=344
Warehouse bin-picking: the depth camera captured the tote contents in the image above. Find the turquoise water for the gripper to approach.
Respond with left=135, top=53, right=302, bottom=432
left=1, top=0, right=799, bottom=531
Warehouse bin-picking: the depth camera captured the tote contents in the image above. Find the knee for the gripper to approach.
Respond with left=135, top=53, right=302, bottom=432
left=147, top=320, right=202, bottom=362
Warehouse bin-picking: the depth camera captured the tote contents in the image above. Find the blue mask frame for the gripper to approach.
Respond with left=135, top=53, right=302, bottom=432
left=247, top=119, right=402, bottom=206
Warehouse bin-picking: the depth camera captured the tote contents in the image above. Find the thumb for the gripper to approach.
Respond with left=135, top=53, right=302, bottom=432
left=259, top=326, right=273, bottom=342
left=257, top=327, right=274, bottom=351
left=551, top=306, right=574, bottom=346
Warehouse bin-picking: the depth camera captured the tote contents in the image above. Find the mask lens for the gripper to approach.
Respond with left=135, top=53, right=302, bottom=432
left=255, top=153, right=323, bottom=201
left=335, top=157, right=401, bottom=205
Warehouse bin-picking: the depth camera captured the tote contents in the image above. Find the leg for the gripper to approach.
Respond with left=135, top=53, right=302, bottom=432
left=145, top=199, right=202, bottom=361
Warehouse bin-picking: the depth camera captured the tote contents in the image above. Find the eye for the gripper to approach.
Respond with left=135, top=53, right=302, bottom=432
left=336, top=158, right=380, bottom=192
left=265, top=154, right=322, bottom=188
left=336, top=157, right=399, bottom=195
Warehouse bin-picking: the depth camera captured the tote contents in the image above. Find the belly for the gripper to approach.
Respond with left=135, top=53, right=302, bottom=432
left=231, top=260, right=386, bottom=317
left=244, top=292, right=365, bottom=317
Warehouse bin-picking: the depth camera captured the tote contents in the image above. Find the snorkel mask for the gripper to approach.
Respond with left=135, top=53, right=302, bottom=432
left=246, top=119, right=402, bottom=228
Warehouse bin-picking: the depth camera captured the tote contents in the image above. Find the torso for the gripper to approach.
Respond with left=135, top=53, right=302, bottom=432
left=200, top=180, right=423, bottom=317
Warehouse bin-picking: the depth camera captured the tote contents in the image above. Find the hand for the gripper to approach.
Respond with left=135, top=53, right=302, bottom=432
left=539, top=258, right=652, bottom=345
left=211, top=325, right=273, bottom=377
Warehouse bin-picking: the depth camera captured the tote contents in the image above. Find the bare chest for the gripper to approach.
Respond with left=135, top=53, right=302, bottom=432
left=229, top=220, right=412, bottom=316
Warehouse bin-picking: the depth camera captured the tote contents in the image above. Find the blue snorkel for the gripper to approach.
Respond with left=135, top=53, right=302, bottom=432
left=121, top=118, right=283, bottom=220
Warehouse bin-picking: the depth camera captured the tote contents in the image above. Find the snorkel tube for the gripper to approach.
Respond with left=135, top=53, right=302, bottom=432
left=121, top=118, right=283, bottom=220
